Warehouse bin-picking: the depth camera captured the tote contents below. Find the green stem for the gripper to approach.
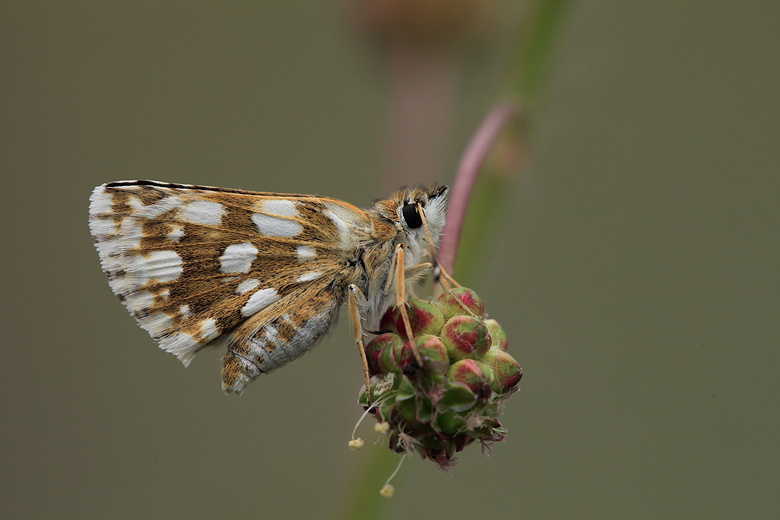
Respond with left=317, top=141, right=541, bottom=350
left=336, top=447, right=403, bottom=520
left=511, top=0, right=571, bottom=99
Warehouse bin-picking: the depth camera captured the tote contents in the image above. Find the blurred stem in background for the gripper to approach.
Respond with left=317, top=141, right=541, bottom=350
left=349, top=0, right=501, bottom=192
left=452, top=0, right=570, bottom=284
left=337, top=1, right=569, bottom=517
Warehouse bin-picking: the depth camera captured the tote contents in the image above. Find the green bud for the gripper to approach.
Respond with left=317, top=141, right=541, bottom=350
left=377, top=334, right=406, bottom=374
left=396, top=375, right=416, bottom=401
left=438, top=382, right=477, bottom=412
left=416, top=397, right=434, bottom=424
left=435, top=287, right=486, bottom=321
left=447, top=359, right=493, bottom=400
left=396, top=396, right=435, bottom=428
left=415, top=334, right=450, bottom=375
left=397, top=397, right=418, bottom=424
left=434, top=409, right=467, bottom=435
left=484, top=348, right=523, bottom=393
left=484, top=319, right=508, bottom=351
left=440, top=315, right=492, bottom=361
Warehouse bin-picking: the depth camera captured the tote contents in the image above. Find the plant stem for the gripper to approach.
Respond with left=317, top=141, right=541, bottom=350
left=438, top=100, right=522, bottom=275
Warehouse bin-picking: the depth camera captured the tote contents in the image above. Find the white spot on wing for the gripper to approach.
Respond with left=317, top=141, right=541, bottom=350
left=143, top=250, right=183, bottom=283
left=241, top=288, right=280, bottom=317
left=89, top=217, right=114, bottom=238
left=236, top=278, right=260, bottom=294
left=139, top=312, right=173, bottom=337
left=297, top=272, right=321, bottom=282
left=168, top=223, right=184, bottom=242
left=264, top=325, right=279, bottom=340
left=181, top=199, right=224, bottom=226
left=324, top=209, right=349, bottom=237
left=199, top=318, right=219, bottom=342
left=297, top=245, right=316, bottom=260
left=132, top=196, right=181, bottom=219
left=119, top=218, right=143, bottom=251
left=259, top=199, right=298, bottom=217
left=89, top=186, right=113, bottom=217
left=252, top=213, right=302, bottom=238
left=220, top=242, right=258, bottom=274
left=179, top=304, right=190, bottom=318
left=159, top=332, right=200, bottom=366
left=126, top=251, right=183, bottom=287
left=125, top=291, right=154, bottom=314
left=323, top=206, right=353, bottom=248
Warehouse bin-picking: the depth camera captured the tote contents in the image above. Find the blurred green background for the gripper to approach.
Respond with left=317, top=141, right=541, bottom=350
left=2, top=2, right=779, bottom=518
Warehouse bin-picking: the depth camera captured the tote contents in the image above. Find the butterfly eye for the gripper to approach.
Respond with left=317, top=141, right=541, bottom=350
left=402, top=202, right=423, bottom=229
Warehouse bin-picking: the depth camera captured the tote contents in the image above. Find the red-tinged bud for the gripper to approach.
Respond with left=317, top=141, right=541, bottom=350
left=415, top=334, right=450, bottom=375
left=378, top=335, right=407, bottom=373
left=440, top=315, right=492, bottom=361
left=379, top=305, right=401, bottom=334
left=447, top=359, right=493, bottom=400
left=484, top=319, right=508, bottom=351
left=396, top=300, right=445, bottom=340
left=435, top=287, right=486, bottom=321
left=366, top=333, right=402, bottom=376
left=484, top=348, right=522, bottom=393
left=396, top=341, right=424, bottom=375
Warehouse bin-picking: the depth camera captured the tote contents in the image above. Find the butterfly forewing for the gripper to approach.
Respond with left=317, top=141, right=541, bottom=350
left=89, top=182, right=370, bottom=376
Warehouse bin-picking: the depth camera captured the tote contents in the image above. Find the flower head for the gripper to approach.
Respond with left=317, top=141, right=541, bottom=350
left=358, top=287, right=521, bottom=468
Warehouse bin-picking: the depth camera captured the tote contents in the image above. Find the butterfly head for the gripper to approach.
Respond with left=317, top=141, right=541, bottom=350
left=382, top=184, right=449, bottom=261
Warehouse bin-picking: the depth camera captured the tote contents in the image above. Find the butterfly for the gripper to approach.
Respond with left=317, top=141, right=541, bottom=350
left=89, top=180, right=448, bottom=395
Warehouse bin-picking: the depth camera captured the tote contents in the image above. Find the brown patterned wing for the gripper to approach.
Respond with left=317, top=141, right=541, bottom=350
left=89, top=180, right=372, bottom=392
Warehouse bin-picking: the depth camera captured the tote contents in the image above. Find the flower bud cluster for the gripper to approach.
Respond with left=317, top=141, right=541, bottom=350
left=358, top=288, right=521, bottom=468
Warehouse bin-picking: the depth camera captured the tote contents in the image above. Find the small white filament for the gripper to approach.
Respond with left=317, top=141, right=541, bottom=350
left=380, top=455, right=407, bottom=498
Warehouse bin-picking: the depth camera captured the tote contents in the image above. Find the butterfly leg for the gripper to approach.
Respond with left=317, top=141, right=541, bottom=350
left=394, top=245, right=425, bottom=368
left=348, top=283, right=373, bottom=406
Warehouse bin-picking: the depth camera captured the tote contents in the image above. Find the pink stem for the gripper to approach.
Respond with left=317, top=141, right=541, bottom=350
left=438, top=100, right=521, bottom=274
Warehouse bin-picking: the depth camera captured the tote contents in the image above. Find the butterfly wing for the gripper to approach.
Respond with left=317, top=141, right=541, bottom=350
left=89, top=180, right=372, bottom=391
